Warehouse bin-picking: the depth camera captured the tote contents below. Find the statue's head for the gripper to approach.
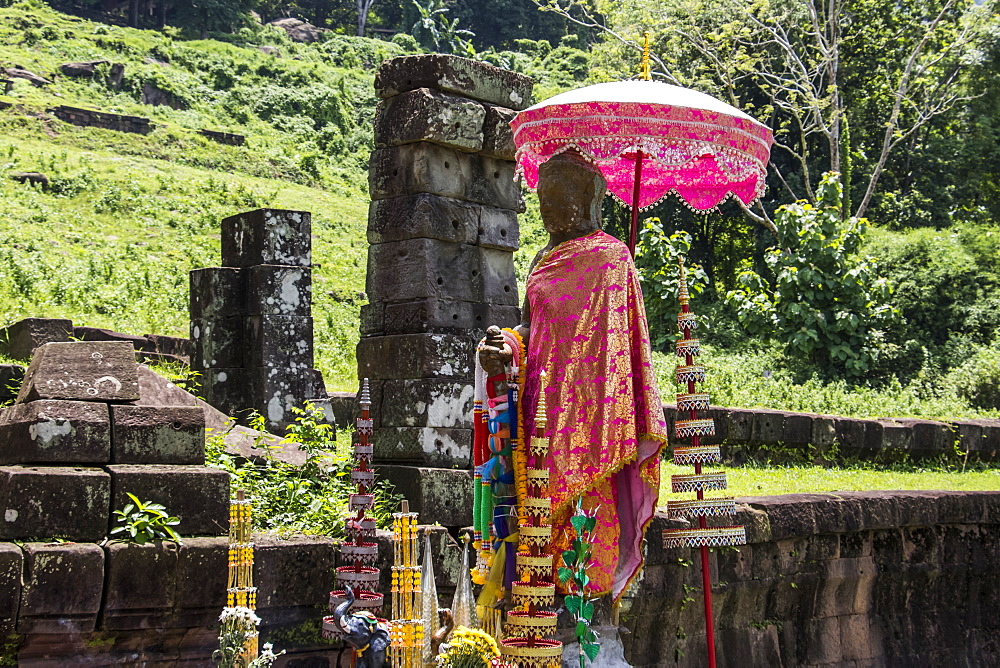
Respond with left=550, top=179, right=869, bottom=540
left=537, top=149, right=607, bottom=238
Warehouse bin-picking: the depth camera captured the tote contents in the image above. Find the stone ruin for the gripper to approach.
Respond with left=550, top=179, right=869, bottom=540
left=0, top=52, right=996, bottom=666
left=190, top=207, right=331, bottom=434
left=357, top=54, right=533, bottom=527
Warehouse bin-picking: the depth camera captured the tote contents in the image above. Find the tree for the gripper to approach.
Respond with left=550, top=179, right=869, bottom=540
left=356, top=0, right=377, bottom=35
left=726, top=173, right=897, bottom=378
left=532, top=0, right=996, bottom=227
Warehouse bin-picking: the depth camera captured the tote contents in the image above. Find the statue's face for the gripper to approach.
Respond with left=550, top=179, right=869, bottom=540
left=538, top=156, right=604, bottom=237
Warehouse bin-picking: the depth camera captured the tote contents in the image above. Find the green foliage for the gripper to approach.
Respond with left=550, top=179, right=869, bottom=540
left=652, top=345, right=999, bottom=421
left=109, top=493, right=183, bottom=544
left=635, top=223, right=708, bottom=351
left=727, top=174, right=897, bottom=378
left=409, top=0, right=476, bottom=55
left=866, top=223, right=1000, bottom=380
left=946, top=345, right=1000, bottom=411
left=206, top=402, right=401, bottom=536
left=558, top=498, right=600, bottom=667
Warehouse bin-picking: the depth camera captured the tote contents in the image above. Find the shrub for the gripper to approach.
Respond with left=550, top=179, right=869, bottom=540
left=727, top=173, right=897, bottom=379
left=109, top=493, right=182, bottom=544
left=947, top=345, right=1000, bottom=410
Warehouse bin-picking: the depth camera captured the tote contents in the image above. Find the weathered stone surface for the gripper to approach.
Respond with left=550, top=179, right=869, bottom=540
left=374, top=426, right=471, bottom=467
left=247, top=366, right=326, bottom=432
left=375, top=54, right=533, bottom=110
left=0, top=543, right=19, bottom=634
left=174, top=536, right=228, bottom=627
left=477, top=203, right=519, bottom=251
left=190, top=316, right=243, bottom=370
left=101, top=541, right=179, bottom=630
left=481, top=104, right=517, bottom=160
left=244, top=315, right=314, bottom=370
left=782, top=413, right=813, bottom=446
left=51, top=105, right=152, bottom=134
left=106, top=465, right=228, bottom=536
left=357, top=333, right=476, bottom=380
left=0, top=400, right=110, bottom=464
left=268, top=17, right=326, bottom=42
left=367, top=239, right=480, bottom=304
left=367, top=192, right=479, bottom=245
left=60, top=60, right=124, bottom=88
left=834, top=416, right=868, bottom=451
left=110, top=405, right=205, bottom=465
left=254, top=535, right=337, bottom=625
left=892, top=418, right=952, bottom=456
left=0, top=466, right=109, bottom=540
left=360, top=302, right=386, bottom=336
left=726, top=408, right=755, bottom=442
left=479, top=247, right=518, bottom=306
left=369, top=143, right=523, bottom=212
left=0, top=317, right=73, bottom=361
left=379, top=299, right=519, bottom=335
left=4, top=67, right=51, bottom=87
left=245, top=265, right=312, bottom=316
left=16, top=341, right=139, bottom=403
left=878, top=420, right=912, bottom=453
left=751, top=409, right=785, bottom=445
left=221, top=208, right=311, bottom=268
left=377, top=465, right=473, bottom=526
left=374, top=87, right=485, bottom=151
left=19, top=542, right=103, bottom=634
left=380, top=379, right=474, bottom=429
left=199, top=128, right=245, bottom=146
left=200, top=368, right=249, bottom=417
left=189, top=267, right=244, bottom=319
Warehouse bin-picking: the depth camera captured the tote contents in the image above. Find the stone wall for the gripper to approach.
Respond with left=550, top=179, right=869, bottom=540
left=623, top=490, right=1000, bottom=667
left=200, top=128, right=246, bottom=146
left=0, top=317, right=190, bottom=365
left=50, top=105, right=153, bottom=134
left=358, top=54, right=533, bottom=525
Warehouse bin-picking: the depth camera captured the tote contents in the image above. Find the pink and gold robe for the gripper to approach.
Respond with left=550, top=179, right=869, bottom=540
left=522, top=229, right=667, bottom=601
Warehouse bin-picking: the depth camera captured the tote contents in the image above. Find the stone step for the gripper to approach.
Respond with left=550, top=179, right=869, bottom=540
left=0, top=400, right=110, bottom=464
left=105, top=465, right=228, bottom=536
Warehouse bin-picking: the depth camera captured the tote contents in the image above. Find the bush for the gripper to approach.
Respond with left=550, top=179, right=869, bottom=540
left=947, top=345, right=1000, bottom=410
left=727, top=173, right=897, bottom=379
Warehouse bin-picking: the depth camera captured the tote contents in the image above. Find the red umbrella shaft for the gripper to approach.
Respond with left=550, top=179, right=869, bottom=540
left=628, top=150, right=644, bottom=257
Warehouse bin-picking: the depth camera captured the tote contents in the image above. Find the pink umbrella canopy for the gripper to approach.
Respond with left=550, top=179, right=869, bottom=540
left=510, top=80, right=774, bottom=212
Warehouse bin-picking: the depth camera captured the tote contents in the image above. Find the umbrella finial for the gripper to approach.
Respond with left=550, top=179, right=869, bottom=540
left=678, top=257, right=690, bottom=306
left=640, top=31, right=652, bottom=81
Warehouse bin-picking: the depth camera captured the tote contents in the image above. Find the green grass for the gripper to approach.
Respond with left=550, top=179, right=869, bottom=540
left=0, top=134, right=368, bottom=389
left=658, top=461, right=1000, bottom=500
left=651, top=344, right=1000, bottom=421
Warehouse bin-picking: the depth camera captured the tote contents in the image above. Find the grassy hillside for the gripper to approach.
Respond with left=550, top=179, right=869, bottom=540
left=0, top=1, right=405, bottom=389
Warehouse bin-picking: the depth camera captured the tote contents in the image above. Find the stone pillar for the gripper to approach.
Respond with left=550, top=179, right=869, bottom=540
left=190, top=208, right=330, bottom=433
left=359, top=55, right=533, bottom=525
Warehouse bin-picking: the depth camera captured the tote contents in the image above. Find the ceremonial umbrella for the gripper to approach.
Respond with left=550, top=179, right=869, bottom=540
left=510, top=79, right=774, bottom=254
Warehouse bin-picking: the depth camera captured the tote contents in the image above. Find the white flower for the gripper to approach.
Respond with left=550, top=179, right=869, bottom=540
left=219, top=606, right=262, bottom=626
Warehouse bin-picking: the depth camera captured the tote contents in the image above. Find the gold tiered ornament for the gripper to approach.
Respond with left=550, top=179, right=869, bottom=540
left=389, top=503, right=424, bottom=667
left=499, top=370, right=562, bottom=668
left=662, top=260, right=745, bottom=668
left=226, top=489, right=258, bottom=661
left=323, top=379, right=387, bottom=639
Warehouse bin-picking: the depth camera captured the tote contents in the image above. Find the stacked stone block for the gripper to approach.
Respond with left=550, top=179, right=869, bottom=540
left=359, top=55, right=532, bottom=524
left=0, top=341, right=227, bottom=542
left=191, top=208, right=329, bottom=433
left=50, top=105, right=153, bottom=134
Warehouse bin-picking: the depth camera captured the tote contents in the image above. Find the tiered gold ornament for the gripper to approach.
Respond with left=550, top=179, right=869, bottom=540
left=227, top=489, right=258, bottom=660
left=662, top=260, right=745, bottom=668
left=323, top=378, right=386, bottom=639
left=389, top=503, right=424, bottom=667
left=500, top=370, right=562, bottom=668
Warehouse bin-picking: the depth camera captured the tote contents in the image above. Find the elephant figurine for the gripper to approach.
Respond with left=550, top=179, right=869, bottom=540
left=331, top=586, right=391, bottom=668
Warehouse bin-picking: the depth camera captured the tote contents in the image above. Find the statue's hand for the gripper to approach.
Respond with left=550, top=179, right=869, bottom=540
left=478, top=325, right=512, bottom=376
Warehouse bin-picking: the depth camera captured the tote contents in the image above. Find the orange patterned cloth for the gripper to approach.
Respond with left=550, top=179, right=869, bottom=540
left=522, top=230, right=667, bottom=601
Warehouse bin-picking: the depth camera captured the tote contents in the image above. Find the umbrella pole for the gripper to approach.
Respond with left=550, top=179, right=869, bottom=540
left=628, top=150, right=644, bottom=257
